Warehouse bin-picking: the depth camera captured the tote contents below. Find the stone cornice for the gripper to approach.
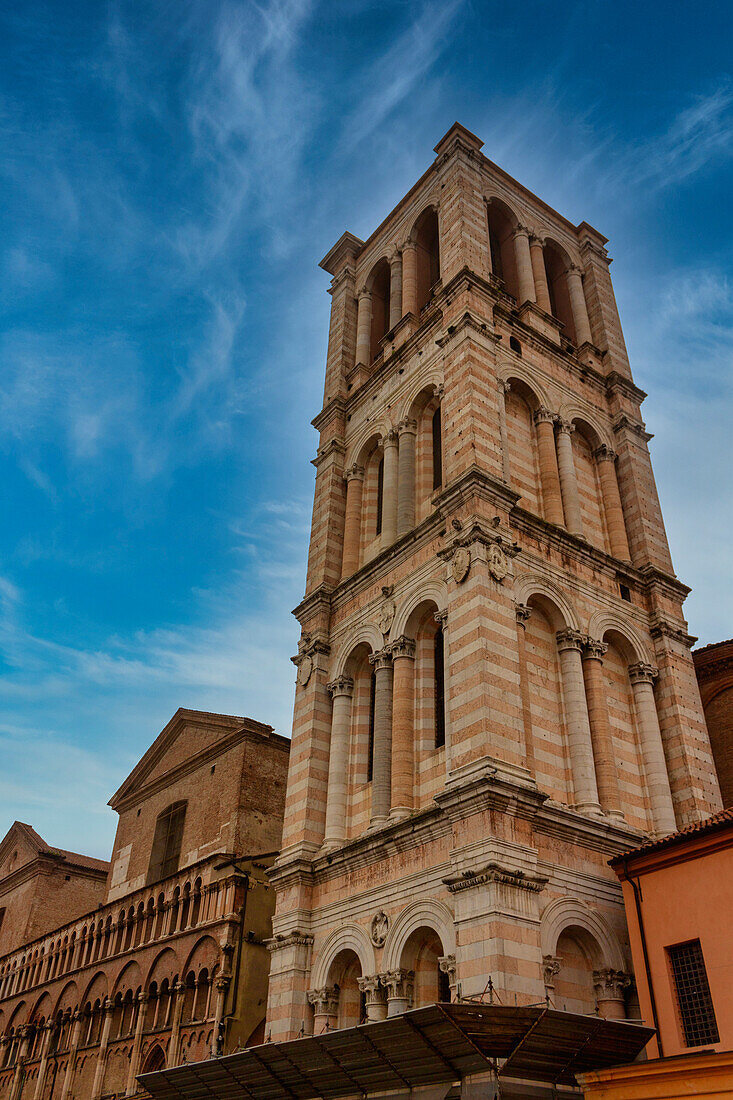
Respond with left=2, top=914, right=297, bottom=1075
left=265, top=930, right=314, bottom=953
left=637, top=564, right=691, bottom=603
left=291, top=585, right=335, bottom=626
left=605, top=371, right=646, bottom=406
left=311, top=396, right=347, bottom=434
left=443, top=862, right=549, bottom=895
left=612, top=412, right=653, bottom=443
left=311, top=438, right=346, bottom=469
left=510, top=504, right=632, bottom=581
left=433, top=465, right=521, bottom=515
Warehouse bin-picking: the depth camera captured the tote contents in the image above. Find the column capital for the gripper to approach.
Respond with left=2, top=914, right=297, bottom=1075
left=512, top=223, right=531, bottom=239
left=400, top=235, right=417, bottom=253
left=534, top=406, right=558, bottom=426
left=327, top=675, right=354, bottom=699
left=583, top=637, right=608, bottom=661
left=215, top=976, right=229, bottom=993
left=357, top=975, right=382, bottom=996
left=593, top=968, right=631, bottom=1001
left=514, top=602, right=532, bottom=625
left=103, top=998, right=114, bottom=1014
left=434, top=609, right=448, bottom=627
left=397, top=417, right=417, bottom=436
left=628, top=662, right=659, bottom=685
left=556, top=418, right=575, bottom=435
left=567, top=263, right=584, bottom=277
left=389, top=635, right=416, bottom=660
left=542, top=954, right=562, bottom=988
left=381, top=969, right=414, bottom=999
left=555, top=628, right=584, bottom=653
left=381, top=428, right=399, bottom=449
left=499, top=378, right=511, bottom=394
left=357, top=287, right=372, bottom=301
left=438, top=954, right=457, bottom=984
left=593, top=443, right=618, bottom=463
left=528, top=232, right=545, bottom=247
left=307, top=987, right=339, bottom=1015
left=345, top=463, right=365, bottom=483
left=369, top=648, right=393, bottom=672
left=137, top=991, right=149, bottom=1006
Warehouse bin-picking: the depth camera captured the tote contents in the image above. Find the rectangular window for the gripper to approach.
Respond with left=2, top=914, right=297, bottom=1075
left=668, top=939, right=720, bottom=1047
left=147, top=802, right=187, bottom=884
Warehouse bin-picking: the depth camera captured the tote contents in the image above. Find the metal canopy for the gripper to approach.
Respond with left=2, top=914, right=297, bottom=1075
left=139, top=1003, right=654, bottom=1099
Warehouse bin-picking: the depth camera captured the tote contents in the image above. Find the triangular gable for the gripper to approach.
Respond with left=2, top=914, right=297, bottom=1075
left=108, top=708, right=274, bottom=811
left=0, top=822, right=51, bottom=879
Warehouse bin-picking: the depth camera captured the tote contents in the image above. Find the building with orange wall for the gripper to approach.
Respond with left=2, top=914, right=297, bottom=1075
left=580, top=809, right=733, bottom=1098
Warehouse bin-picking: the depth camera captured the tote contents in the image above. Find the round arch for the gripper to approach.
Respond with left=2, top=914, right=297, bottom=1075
left=331, top=626, right=384, bottom=680
left=398, top=377, right=444, bottom=423
left=484, top=193, right=521, bottom=228
left=498, top=368, right=551, bottom=412
left=512, top=574, right=580, bottom=632
left=80, top=971, right=108, bottom=1006
left=540, top=897, right=625, bottom=971
left=180, top=935, right=220, bottom=978
left=144, top=947, right=180, bottom=989
left=344, top=424, right=391, bottom=472
left=391, top=582, right=448, bottom=640
left=556, top=405, right=614, bottom=451
left=364, top=253, right=392, bottom=292
left=382, top=899, right=455, bottom=972
left=29, top=993, right=53, bottom=1023
left=407, top=199, right=440, bottom=243
left=310, top=925, right=376, bottom=990
left=53, top=981, right=79, bottom=1017
left=586, top=613, right=651, bottom=665
left=542, top=235, right=579, bottom=271
left=111, top=960, right=142, bottom=999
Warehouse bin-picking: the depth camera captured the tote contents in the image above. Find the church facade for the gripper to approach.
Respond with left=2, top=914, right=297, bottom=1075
left=0, top=709, right=289, bottom=1099
left=265, top=123, right=721, bottom=1041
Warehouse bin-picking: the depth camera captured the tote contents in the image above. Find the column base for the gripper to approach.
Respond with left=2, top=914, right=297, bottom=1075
left=574, top=800, right=604, bottom=817
left=389, top=807, right=412, bottom=823
left=606, top=809, right=626, bottom=824
left=319, top=838, right=344, bottom=855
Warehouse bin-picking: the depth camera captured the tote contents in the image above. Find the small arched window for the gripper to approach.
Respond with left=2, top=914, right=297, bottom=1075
left=432, top=407, right=442, bottom=491
left=147, top=801, right=187, bottom=884
left=434, top=626, right=446, bottom=749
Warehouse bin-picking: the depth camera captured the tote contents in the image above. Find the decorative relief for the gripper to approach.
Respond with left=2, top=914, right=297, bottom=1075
left=378, top=600, right=396, bottom=636
left=487, top=543, right=509, bottom=582
left=296, top=654, right=313, bottom=687
left=451, top=546, right=471, bottom=584
left=593, top=968, right=631, bottom=1002
left=292, top=632, right=331, bottom=688
left=370, top=910, right=389, bottom=946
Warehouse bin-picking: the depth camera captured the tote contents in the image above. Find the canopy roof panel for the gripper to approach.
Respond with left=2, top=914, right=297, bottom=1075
left=139, top=1003, right=654, bottom=1099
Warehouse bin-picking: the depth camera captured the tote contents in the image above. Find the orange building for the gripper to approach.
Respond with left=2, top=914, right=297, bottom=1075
left=580, top=810, right=733, bottom=1098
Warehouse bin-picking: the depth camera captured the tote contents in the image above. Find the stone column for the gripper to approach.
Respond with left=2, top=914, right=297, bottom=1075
left=357, top=976, right=387, bottom=1022
left=556, top=630, right=601, bottom=815
left=59, top=1011, right=83, bottom=1100
left=534, top=409, right=565, bottom=526
left=566, top=265, right=593, bottom=346
left=210, top=976, right=229, bottom=1057
left=401, top=239, right=418, bottom=316
left=322, top=677, right=354, bottom=851
left=389, top=253, right=402, bottom=329
left=628, top=663, right=677, bottom=836
left=512, top=225, right=536, bottom=304
left=8, top=1027, right=30, bottom=1100
left=582, top=639, right=624, bottom=821
left=438, top=955, right=457, bottom=1001
left=32, top=1024, right=54, bottom=1100
left=498, top=380, right=511, bottom=483
left=514, top=604, right=535, bottom=776
left=383, top=970, right=414, bottom=1017
left=594, top=445, right=631, bottom=561
left=355, top=289, right=372, bottom=367
left=307, top=988, right=339, bottom=1034
left=529, top=236, right=552, bottom=313
left=368, top=649, right=394, bottom=827
left=396, top=418, right=417, bottom=536
left=389, top=636, right=416, bottom=820
left=594, top=970, right=630, bottom=1020
left=340, top=464, right=364, bottom=579
left=555, top=420, right=584, bottom=536
left=91, top=999, right=114, bottom=1100
left=125, top=992, right=148, bottom=1096
left=381, top=429, right=399, bottom=545
left=169, top=981, right=186, bottom=1066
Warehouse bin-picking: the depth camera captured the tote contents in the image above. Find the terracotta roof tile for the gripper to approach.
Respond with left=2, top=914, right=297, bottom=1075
left=611, top=807, right=733, bottom=865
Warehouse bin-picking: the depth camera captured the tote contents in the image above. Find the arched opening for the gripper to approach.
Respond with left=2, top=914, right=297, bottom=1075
left=327, top=950, right=364, bottom=1029
left=543, top=242, right=576, bottom=343
left=602, top=629, right=649, bottom=832
left=141, top=1044, right=166, bottom=1074
left=368, top=258, right=391, bottom=361
left=400, top=927, right=446, bottom=1008
left=552, top=927, right=601, bottom=1016
left=504, top=379, right=542, bottom=516
left=525, top=595, right=571, bottom=804
left=408, top=385, right=443, bottom=523
left=487, top=199, right=520, bottom=300
left=342, top=642, right=376, bottom=838
left=358, top=436, right=385, bottom=562
left=571, top=419, right=609, bottom=552
left=413, top=208, right=440, bottom=313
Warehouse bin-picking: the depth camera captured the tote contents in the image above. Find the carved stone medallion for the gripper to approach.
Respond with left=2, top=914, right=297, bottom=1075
left=488, top=543, right=509, bottom=582
left=297, top=654, right=313, bottom=687
left=378, top=600, right=396, bottom=636
left=451, top=546, right=471, bottom=584
left=370, top=910, right=389, bottom=947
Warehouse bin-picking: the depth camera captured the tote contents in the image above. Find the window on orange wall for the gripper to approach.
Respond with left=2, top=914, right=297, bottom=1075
left=667, top=939, right=720, bottom=1047
left=147, top=802, right=187, bottom=884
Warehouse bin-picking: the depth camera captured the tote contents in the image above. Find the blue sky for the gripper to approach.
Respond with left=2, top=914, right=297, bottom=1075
left=0, top=0, right=731, bottom=857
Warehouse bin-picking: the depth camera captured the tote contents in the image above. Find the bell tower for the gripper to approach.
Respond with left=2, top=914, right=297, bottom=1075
left=265, top=123, right=720, bottom=1040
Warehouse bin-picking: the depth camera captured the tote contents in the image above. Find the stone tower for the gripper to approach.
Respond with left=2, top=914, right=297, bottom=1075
left=266, top=123, right=721, bottom=1039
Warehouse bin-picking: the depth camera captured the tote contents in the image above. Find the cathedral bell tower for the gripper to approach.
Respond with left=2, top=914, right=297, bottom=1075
left=265, top=123, right=721, bottom=1040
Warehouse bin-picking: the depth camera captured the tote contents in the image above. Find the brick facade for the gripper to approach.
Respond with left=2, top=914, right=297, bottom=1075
left=0, top=709, right=289, bottom=1099
left=266, top=123, right=721, bottom=1042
